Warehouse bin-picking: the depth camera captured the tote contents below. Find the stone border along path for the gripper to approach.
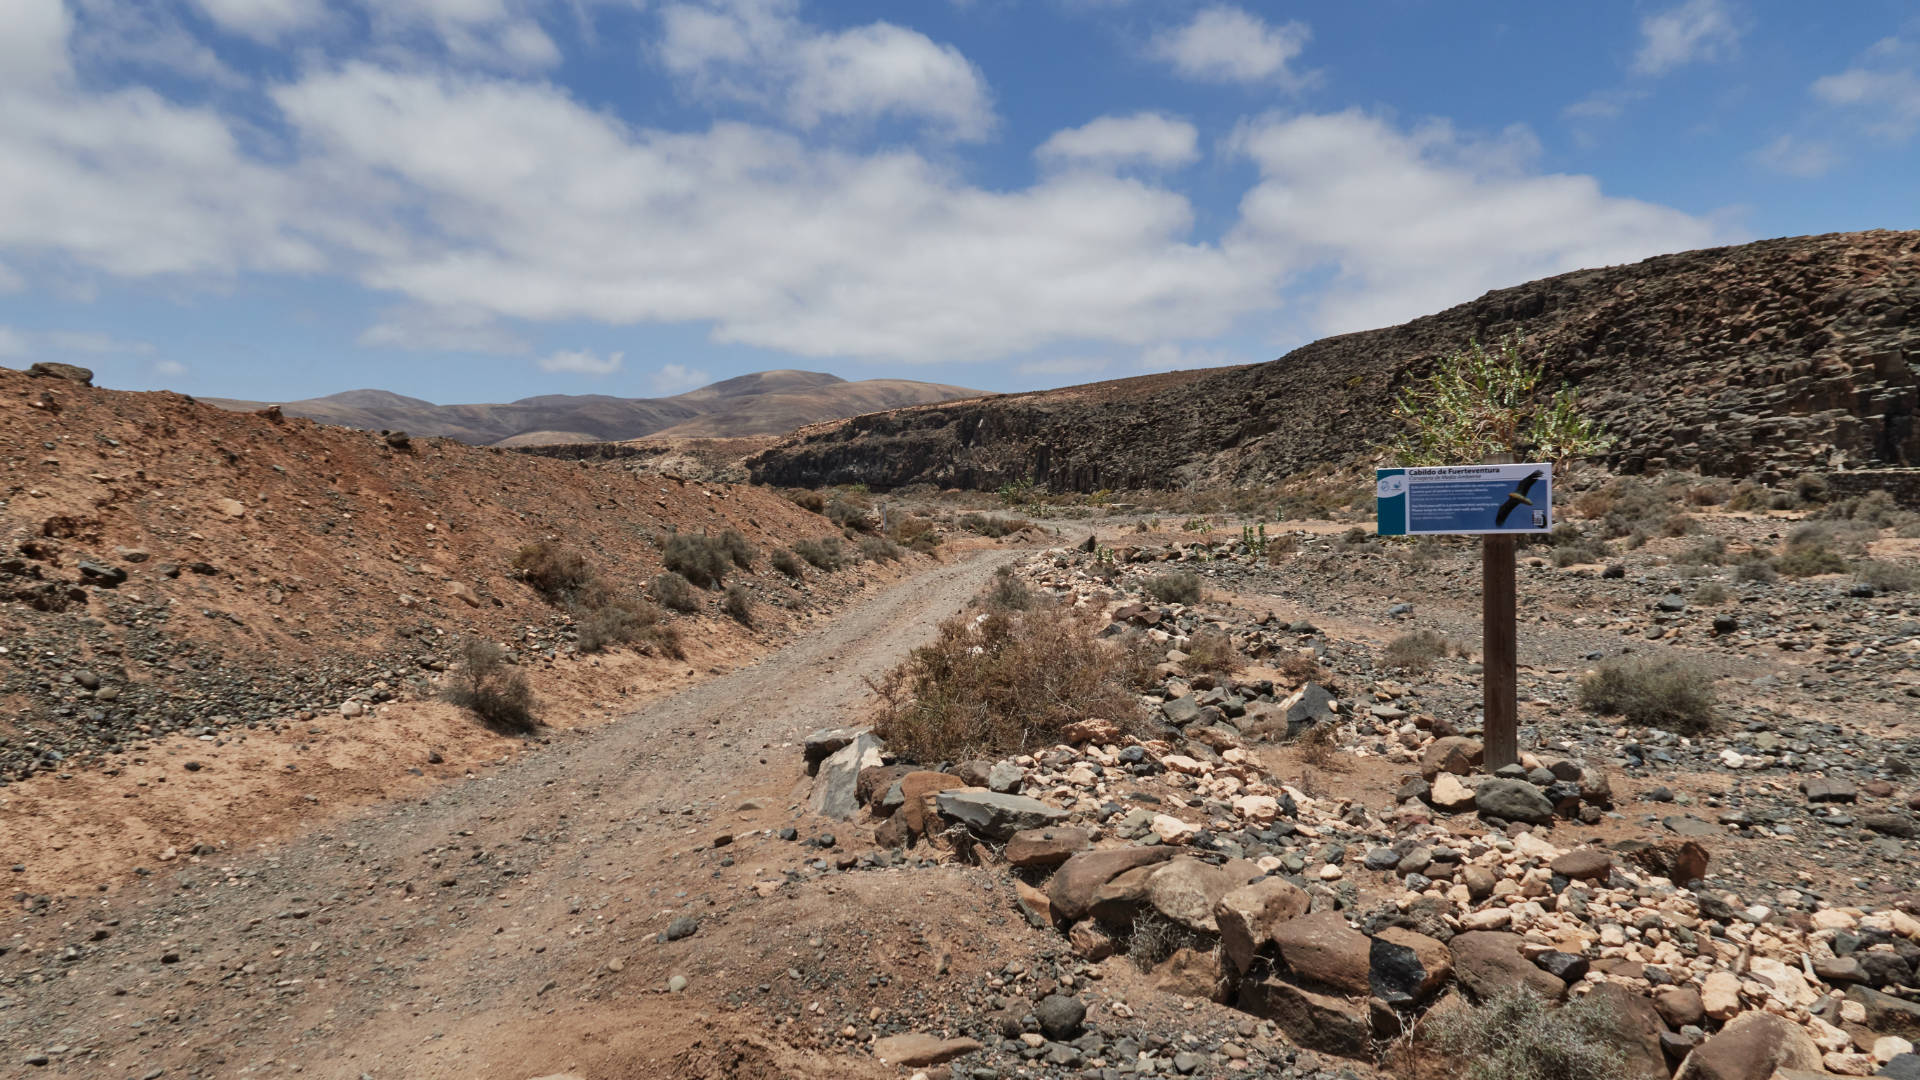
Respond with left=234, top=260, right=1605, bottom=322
left=0, top=545, right=1025, bottom=1078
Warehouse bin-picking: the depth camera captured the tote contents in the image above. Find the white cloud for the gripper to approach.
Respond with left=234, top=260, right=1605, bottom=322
left=0, top=0, right=74, bottom=87
left=1227, top=110, right=1727, bottom=335
left=357, top=305, right=532, bottom=353
left=73, top=0, right=245, bottom=87
left=539, top=348, right=624, bottom=375
left=153, top=358, right=189, bottom=377
left=1812, top=39, right=1920, bottom=140
left=190, top=0, right=330, bottom=43
left=1151, top=6, right=1310, bottom=87
left=1016, top=356, right=1109, bottom=377
left=44, top=330, right=155, bottom=354
left=650, top=362, right=711, bottom=393
left=659, top=0, right=994, bottom=140
left=1632, top=0, right=1740, bottom=77
left=1137, top=343, right=1237, bottom=372
left=1749, top=134, right=1837, bottom=178
left=364, top=0, right=562, bottom=71
left=271, top=64, right=1265, bottom=361
left=0, top=325, right=25, bottom=357
left=1037, top=112, right=1199, bottom=171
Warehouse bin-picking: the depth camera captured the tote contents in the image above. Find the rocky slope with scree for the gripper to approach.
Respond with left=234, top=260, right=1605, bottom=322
left=750, top=230, right=1920, bottom=494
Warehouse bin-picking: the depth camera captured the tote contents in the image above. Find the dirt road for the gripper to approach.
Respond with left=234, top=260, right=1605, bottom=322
left=4, top=547, right=1021, bottom=1079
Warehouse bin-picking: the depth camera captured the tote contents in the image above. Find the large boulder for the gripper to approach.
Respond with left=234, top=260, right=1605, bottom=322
left=934, top=789, right=1068, bottom=840
left=1239, top=976, right=1372, bottom=1058
left=1370, top=927, right=1452, bottom=1005
left=28, top=361, right=93, bottom=385
left=1583, top=983, right=1671, bottom=1080
left=1215, top=877, right=1311, bottom=974
left=1450, top=931, right=1568, bottom=1002
left=1048, top=846, right=1175, bottom=923
left=1473, top=778, right=1556, bottom=825
left=1004, top=827, right=1090, bottom=868
left=1848, top=985, right=1920, bottom=1037
left=1268, top=910, right=1372, bottom=996
left=1089, top=864, right=1164, bottom=929
left=803, top=727, right=865, bottom=775
left=872, top=1034, right=983, bottom=1068
left=898, top=771, right=968, bottom=837
left=1421, top=736, right=1484, bottom=780
left=1144, top=857, right=1263, bottom=934
left=810, top=733, right=883, bottom=819
left=1673, top=1010, right=1821, bottom=1080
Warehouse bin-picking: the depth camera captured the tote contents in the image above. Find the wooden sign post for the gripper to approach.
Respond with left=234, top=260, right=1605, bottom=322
left=1377, top=460, right=1549, bottom=773
left=1482, top=532, right=1518, bottom=770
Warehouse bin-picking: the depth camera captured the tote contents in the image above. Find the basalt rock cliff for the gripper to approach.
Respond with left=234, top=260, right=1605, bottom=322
left=749, top=230, right=1920, bottom=492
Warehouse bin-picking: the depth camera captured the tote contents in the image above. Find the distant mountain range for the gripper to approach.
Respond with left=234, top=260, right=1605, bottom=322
left=204, top=370, right=984, bottom=446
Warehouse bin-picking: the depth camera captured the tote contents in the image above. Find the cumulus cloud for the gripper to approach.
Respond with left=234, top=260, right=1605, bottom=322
left=650, top=362, right=712, bottom=393
left=1632, top=0, right=1740, bottom=77
left=190, top=0, right=330, bottom=43
left=1151, top=6, right=1310, bottom=87
left=357, top=305, right=532, bottom=353
left=1, top=0, right=74, bottom=87
left=1813, top=38, right=1920, bottom=140
left=153, top=358, right=189, bottom=377
left=1749, top=134, right=1837, bottom=178
left=1227, top=110, right=1727, bottom=335
left=1036, top=112, right=1199, bottom=171
left=659, top=0, right=994, bottom=139
left=539, top=348, right=625, bottom=375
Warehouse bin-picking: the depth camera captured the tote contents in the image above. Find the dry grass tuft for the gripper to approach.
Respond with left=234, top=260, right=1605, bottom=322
left=1429, top=987, right=1625, bottom=1080
left=444, top=638, right=535, bottom=734
left=1577, top=655, right=1714, bottom=733
left=1142, top=572, right=1203, bottom=605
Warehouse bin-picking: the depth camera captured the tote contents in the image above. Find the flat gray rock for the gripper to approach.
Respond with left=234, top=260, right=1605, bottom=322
left=935, top=789, right=1068, bottom=840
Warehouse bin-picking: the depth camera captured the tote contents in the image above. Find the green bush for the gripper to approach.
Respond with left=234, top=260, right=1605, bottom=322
left=1142, top=572, right=1202, bottom=605
left=771, top=548, right=805, bottom=578
left=1577, top=655, right=1714, bottom=733
left=651, top=571, right=699, bottom=613
left=1431, top=987, right=1625, bottom=1080
left=794, top=536, right=844, bottom=571
left=444, top=638, right=535, bottom=734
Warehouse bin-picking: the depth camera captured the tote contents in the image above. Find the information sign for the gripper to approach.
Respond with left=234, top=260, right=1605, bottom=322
left=1375, top=463, right=1554, bottom=536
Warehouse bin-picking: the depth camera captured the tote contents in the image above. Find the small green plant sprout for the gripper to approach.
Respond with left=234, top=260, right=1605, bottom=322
left=1241, top=522, right=1270, bottom=559
left=1386, top=335, right=1611, bottom=471
left=998, top=476, right=1037, bottom=506
left=1094, top=545, right=1117, bottom=566
left=1181, top=516, right=1209, bottom=533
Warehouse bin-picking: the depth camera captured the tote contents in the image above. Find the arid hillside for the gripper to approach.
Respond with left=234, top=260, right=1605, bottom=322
left=205, top=369, right=982, bottom=446
left=750, top=230, right=1920, bottom=492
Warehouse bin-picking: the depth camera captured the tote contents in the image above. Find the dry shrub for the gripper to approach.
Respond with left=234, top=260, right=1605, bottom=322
left=825, top=491, right=872, bottom=532
left=1143, top=571, right=1202, bottom=605
left=1775, top=539, right=1850, bottom=577
left=1856, top=559, right=1917, bottom=593
left=771, top=548, right=805, bottom=579
left=1295, top=722, right=1343, bottom=770
left=1693, top=581, right=1729, bottom=605
left=888, top=513, right=941, bottom=553
left=717, top=528, right=755, bottom=569
left=651, top=571, right=699, bottom=613
left=1577, top=655, right=1714, bottom=733
left=1735, top=556, right=1778, bottom=583
left=577, top=597, right=682, bottom=658
left=1551, top=540, right=1609, bottom=567
left=662, top=532, right=734, bottom=589
left=860, top=535, right=905, bottom=563
left=1571, top=488, right=1614, bottom=519
left=959, top=513, right=1030, bottom=538
left=1183, top=629, right=1242, bottom=674
left=1274, top=651, right=1337, bottom=690
left=786, top=489, right=826, bottom=513
left=1384, top=629, right=1463, bottom=672
left=794, top=536, right=844, bottom=571
left=983, top=565, right=1034, bottom=610
left=444, top=638, right=535, bottom=734
left=872, top=604, right=1142, bottom=762
left=513, top=541, right=599, bottom=604
left=1676, top=537, right=1727, bottom=565
left=724, top=583, right=753, bottom=626
left=1127, top=911, right=1208, bottom=973
left=1430, top=987, right=1625, bottom=1080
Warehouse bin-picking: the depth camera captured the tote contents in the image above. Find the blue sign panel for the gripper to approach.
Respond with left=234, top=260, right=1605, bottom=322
left=1376, top=463, right=1554, bottom=536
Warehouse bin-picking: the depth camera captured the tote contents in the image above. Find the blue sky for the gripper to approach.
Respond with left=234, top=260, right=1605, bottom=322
left=0, top=1, right=1914, bottom=405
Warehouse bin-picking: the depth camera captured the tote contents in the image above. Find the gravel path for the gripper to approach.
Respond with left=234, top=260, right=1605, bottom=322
left=2, top=547, right=1019, bottom=1079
